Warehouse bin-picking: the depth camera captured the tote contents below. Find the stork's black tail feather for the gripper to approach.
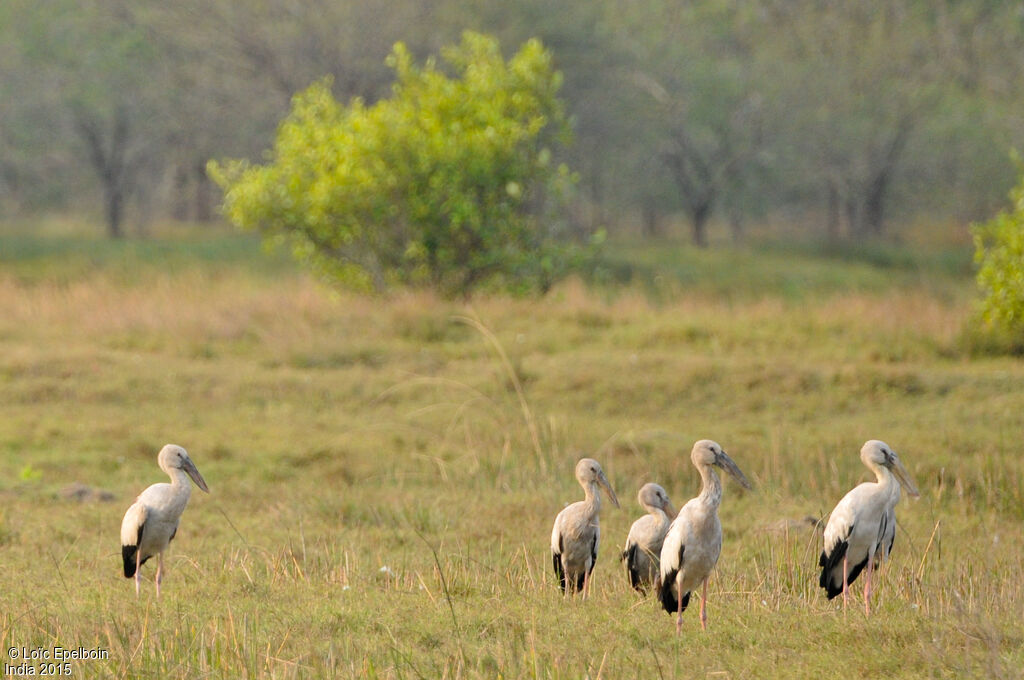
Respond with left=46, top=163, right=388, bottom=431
left=819, top=539, right=870, bottom=600
left=818, top=549, right=837, bottom=597
left=123, top=520, right=147, bottom=579
left=659, top=568, right=677, bottom=612
left=122, top=545, right=138, bottom=578
left=552, top=550, right=566, bottom=593
left=659, top=568, right=691, bottom=615
left=624, top=544, right=643, bottom=592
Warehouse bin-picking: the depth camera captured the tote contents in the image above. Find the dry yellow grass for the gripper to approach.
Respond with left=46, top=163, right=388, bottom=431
left=1, top=232, right=1022, bottom=678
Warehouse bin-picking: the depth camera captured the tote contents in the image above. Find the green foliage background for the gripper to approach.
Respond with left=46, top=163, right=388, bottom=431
left=7, top=1, right=1024, bottom=244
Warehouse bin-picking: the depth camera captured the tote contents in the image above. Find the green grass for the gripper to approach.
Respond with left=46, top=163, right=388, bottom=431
left=1, top=226, right=1022, bottom=678
left=588, top=236, right=974, bottom=303
left=0, top=225, right=294, bottom=285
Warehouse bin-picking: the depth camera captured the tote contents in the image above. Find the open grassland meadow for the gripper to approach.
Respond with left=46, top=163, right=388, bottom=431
left=1, top=222, right=1022, bottom=679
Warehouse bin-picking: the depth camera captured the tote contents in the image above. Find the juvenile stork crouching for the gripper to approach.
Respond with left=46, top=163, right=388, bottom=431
left=659, top=440, right=751, bottom=633
left=551, top=458, right=620, bottom=599
left=622, top=483, right=676, bottom=593
left=819, top=440, right=919, bottom=616
left=120, top=444, right=209, bottom=597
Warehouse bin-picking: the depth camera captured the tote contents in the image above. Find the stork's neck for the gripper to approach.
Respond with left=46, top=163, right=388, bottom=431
left=165, top=466, right=194, bottom=495
left=697, top=464, right=723, bottom=508
left=649, top=507, right=671, bottom=529
left=582, top=481, right=602, bottom=516
left=867, top=461, right=899, bottom=493
left=641, top=500, right=668, bottom=522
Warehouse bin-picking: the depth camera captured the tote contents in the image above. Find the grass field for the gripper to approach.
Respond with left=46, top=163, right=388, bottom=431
left=1, top=224, right=1022, bottom=679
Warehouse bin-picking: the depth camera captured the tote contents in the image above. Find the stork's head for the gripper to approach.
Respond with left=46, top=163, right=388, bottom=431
left=691, top=439, right=753, bottom=489
left=158, top=444, right=210, bottom=493
left=861, top=440, right=918, bottom=497
left=575, top=458, right=620, bottom=508
left=638, top=482, right=676, bottom=517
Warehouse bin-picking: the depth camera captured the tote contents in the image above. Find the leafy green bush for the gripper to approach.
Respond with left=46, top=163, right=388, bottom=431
left=971, top=157, right=1024, bottom=354
left=209, top=32, right=590, bottom=298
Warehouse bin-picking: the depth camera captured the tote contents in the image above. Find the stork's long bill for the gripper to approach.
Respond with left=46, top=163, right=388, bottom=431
left=182, top=457, right=210, bottom=493
left=715, top=451, right=753, bottom=490
left=598, top=471, right=620, bottom=508
left=888, top=456, right=919, bottom=497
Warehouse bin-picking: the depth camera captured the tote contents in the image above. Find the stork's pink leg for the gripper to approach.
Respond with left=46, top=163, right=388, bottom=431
left=582, top=568, right=591, bottom=600
left=863, top=557, right=874, bottom=617
left=155, top=552, right=164, bottom=598
left=842, top=554, right=849, bottom=613
left=699, top=578, right=709, bottom=631
left=675, top=579, right=684, bottom=634
left=135, top=549, right=142, bottom=597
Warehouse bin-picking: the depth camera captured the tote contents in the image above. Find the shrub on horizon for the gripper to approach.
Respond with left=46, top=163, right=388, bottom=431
left=209, top=31, right=596, bottom=299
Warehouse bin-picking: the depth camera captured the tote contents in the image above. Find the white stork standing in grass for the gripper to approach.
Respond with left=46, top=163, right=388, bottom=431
left=551, top=458, right=620, bottom=599
left=659, top=440, right=751, bottom=633
left=819, top=440, right=918, bottom=616
left=120, top=444, right=209, bottom=597
left=621, top=483, right=677, bottom=594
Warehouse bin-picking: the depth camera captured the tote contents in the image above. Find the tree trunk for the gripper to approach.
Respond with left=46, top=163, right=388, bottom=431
left=172, top=164, right=189, bottom=221
left=845, top=197, right=864, bottom=239
left=195, top=160, right=213, bottom=222
left=864, top=174, right=888, bottom=236
left=826, top=180, right=841, bottom=241
left=104, top=182, right=124, bottom=238
left=662, top=127, right=731, bottom=248
left=73, top=107, right=132, bottom=239
left=728, top=208, right=744, bottom=244
left=641, top=203, right=661, bottom=238
left=863, top=120, right=912, bottom=236
left=690, top=200, right=712, bottom=248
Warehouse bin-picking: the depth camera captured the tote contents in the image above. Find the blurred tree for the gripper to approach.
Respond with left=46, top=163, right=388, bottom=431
left=609, top=0, right=769, bottom=246
left=909, top=2, right=1024, bottom=223
left=127, top=3, right=282, bottom=225
left=0, top=1, right=78, bottom=214
left=210, top=32, right=584, bottom=297
left=766, top=2, right=951, bottom=239
left=452, top=0, right=634, bottom=234
left=4, top=0, right=1024, bottom=238
left=193, top=0, right=454, bottom=106
left=73, top=3, right=169, bottom=236
left=138, top=0, right=460, bottom=225
left=13, top=0, right=168, bottom=236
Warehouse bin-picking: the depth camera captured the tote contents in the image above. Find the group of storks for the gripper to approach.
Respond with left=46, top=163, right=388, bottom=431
left=550, top=439, right=918, bottom=632
left=120, top=438, right=918, bottom=634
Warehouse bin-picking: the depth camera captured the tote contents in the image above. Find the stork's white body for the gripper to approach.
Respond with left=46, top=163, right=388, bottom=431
left=551, top=496, right=602, bottom=593
left=660, top=491, right=722, bottom=603
left=623, top=483, right=675, bottom=592
left=821, top=479, right=900, bottom=588
left=551, top=458, right=619, bottom=598
left=121, top=480, right=194, bottom=565
left=819, top=440, right=918, bottom=615
left=120, top=444, right=208, bottom=597
left=658, top=440, right=751, bottom=632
